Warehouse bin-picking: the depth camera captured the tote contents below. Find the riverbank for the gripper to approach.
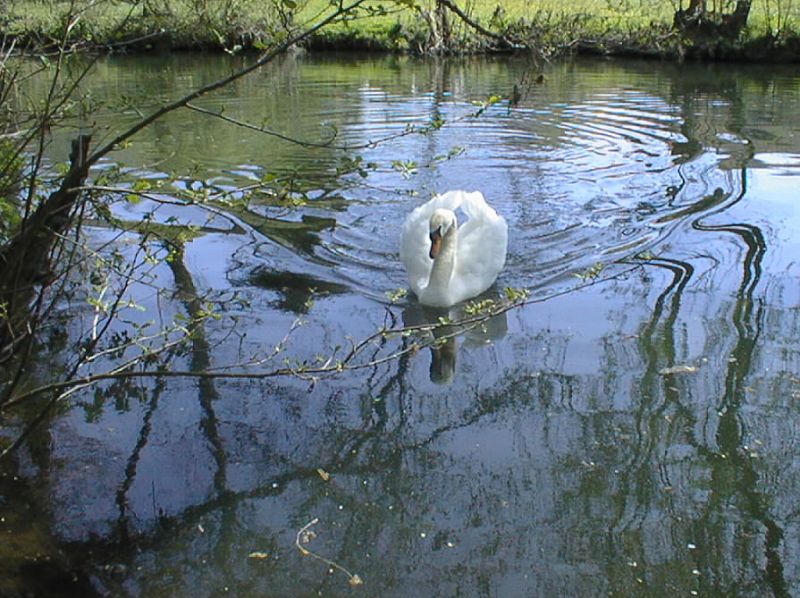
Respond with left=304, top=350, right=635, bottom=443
left=2, top=1, right=800, bottom=61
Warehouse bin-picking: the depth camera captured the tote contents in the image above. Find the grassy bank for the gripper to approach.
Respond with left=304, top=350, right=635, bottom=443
left=3, top=0, right=800, bottom=60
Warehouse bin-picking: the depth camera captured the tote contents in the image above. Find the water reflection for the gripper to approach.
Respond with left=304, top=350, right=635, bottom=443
left=402, top=298, right=508, bottom=384
left=249, top=267, right=349, bottom=312
left=4, top=53, right=800, bottom=596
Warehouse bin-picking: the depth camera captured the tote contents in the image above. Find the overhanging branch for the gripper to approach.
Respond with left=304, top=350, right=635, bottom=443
left=437, top=0, right=514, bottom=49
left=87, top=0, right=371, bottom=168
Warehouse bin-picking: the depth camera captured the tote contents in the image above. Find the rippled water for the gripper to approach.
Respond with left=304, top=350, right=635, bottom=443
left=5, top=52, right=800, bottom=596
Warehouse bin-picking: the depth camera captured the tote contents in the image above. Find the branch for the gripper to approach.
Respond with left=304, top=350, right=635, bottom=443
left=0, top=293, right=527, bottom=410
left=0, top=258, right=646, bottom=413
left=0, top=331, right=191, bottom=459
left=438, top=0, right=515, bottom=48
left=86, top=0, right=370, bottom=168
left=187, top=96, right=499, bottom=152
left=185, top=102, right=340, bottom=148
left=0, top=255, right=658, bottom=461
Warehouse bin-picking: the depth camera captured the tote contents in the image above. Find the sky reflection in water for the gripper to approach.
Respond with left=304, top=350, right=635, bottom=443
left=10, top=53, right=800, bottom=597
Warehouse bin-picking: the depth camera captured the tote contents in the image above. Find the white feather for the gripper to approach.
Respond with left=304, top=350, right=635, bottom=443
left=400, top=190, right=508, bottom=307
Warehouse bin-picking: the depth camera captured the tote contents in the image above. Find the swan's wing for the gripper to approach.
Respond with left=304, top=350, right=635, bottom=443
left=453, top=192, right=508, bottom=301
left=432, top=190, right=465, bottom=212
left=400, top=191, right=466, bottom=295
left=400, top=214, right=431, bottom=296
left=457, top=191, right=496, bottom=237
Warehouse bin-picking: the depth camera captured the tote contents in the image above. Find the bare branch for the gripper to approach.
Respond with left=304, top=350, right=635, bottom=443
left=86, top=0, right=371, bottom=168
left=437, top=0, right=515, bottom=48
left=185, top=101, right=340, bottom=148
left=1, top=294, right=529, bottom=410
left=186, top=97, right=495, bottom=153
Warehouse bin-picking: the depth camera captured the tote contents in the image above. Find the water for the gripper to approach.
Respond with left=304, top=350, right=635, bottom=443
left=3, top=52, right=800, bottom=596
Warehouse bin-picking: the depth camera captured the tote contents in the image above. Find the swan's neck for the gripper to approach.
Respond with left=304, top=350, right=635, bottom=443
left=428, top=227, right=457, bottom=290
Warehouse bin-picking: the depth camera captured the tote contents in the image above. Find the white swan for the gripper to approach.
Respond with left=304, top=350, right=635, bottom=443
left=400, top=190, right=508, bottom=308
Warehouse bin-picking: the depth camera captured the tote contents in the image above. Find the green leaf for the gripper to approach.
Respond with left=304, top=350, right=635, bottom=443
left=132, top=179, right=151, bottom=192
left=386, top=288, right=407, bottom=303
left=503, top=287, right=530, bottom=302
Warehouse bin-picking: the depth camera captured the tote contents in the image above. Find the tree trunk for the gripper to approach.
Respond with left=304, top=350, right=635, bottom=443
left=674, top=0, right=751, bottom=39
left=425, top=0, right=451, bottom=52
left=0, top=135, right=91, bottom=358
left=723, top=0, right=752, bottom=36
left=674, top=0, right=706, bottom=31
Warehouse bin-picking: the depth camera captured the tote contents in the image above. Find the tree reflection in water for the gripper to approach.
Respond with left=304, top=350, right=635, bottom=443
left=3, top=54, right=800, bottom=597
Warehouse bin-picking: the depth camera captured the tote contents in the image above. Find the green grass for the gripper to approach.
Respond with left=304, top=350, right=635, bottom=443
left=298, top=0, right=800, bottom=44
left=294, top=0, right=675, bottom=51
left=4, top=0, right=800, bottom=56
left=5, top=0, right=284, bottom=50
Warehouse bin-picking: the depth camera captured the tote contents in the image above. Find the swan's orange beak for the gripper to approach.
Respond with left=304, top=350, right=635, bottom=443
left=429, top=229, right=442, bottom=259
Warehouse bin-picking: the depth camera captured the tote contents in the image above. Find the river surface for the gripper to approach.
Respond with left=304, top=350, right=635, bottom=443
left=3, top=51, right=800, bottom=596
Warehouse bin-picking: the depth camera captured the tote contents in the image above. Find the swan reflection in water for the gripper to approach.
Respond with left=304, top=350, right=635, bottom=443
left=399, top=189, right=508, bottom=383
left=402, top=295, right=508, bottom=384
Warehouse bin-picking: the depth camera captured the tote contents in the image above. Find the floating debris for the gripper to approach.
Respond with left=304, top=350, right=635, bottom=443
left=295, top=518, right=363, bottom=588
left=658, top=364, right=699, bottom=375
left=248, top=551, right=270, bottom=560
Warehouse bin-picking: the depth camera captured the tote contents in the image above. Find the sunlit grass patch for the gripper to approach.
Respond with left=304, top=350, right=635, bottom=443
left=6, top=1, right=283, bottom=49
left=4, top=0, right=800, bottom=53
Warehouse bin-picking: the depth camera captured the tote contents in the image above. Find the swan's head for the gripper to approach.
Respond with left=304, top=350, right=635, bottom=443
left=428, top=209, right=457, bottom=259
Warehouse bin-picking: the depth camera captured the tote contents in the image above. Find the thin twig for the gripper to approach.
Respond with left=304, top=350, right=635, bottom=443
left=295, top=518, right=363, bottom=587
left=186, top=99, right=490, bottom=152
left=86, top=0, right=371, bottom=168
left=438, top=0, right=515, bottom=48
left=185, top=102, right=340, bottom=148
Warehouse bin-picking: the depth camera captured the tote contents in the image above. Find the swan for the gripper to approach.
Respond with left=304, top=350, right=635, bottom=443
left=400, top=190, right=508, bottom=308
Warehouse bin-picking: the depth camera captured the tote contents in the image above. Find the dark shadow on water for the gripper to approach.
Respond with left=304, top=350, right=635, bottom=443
left=16, top=561, right=98, bottom=598
left=0, top=460, right=100, bottom=598
left=248, top=267, right=349, bottom=313
left=231, top=207, right=338, bottom=262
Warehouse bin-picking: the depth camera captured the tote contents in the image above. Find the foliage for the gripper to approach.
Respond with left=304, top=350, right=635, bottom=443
left=5, top=0, right=285, bottom=51
left=0, top=141, right=24, bottom=243
left=4, top=0, right=799, bottom=55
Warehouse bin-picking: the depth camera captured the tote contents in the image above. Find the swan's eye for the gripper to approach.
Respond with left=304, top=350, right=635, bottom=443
left=429, top=227, right=442, bottom=242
